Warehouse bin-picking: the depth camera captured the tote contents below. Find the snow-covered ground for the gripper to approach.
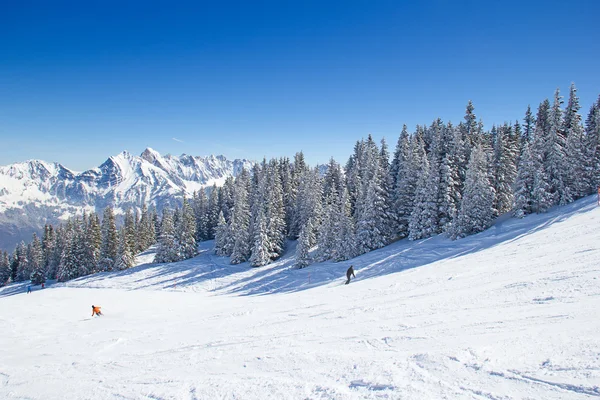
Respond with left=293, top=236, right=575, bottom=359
left=1, top=196, right=600, bottom=399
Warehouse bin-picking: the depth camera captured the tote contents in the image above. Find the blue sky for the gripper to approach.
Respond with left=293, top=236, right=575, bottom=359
left=1, top=0, right=599, bottom=170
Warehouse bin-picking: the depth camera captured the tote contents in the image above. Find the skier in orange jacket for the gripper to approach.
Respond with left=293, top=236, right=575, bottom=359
left=92, top=305, right=102, bottom=316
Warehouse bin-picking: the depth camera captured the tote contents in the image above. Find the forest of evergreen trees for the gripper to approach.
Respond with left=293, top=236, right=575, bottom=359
left=1, top=84, right=599, bottom=286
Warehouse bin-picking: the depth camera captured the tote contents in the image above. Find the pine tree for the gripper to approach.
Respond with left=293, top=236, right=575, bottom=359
left=493, top=124, right=518, bottom=214
left=513, top=143, right=536, bottom=218
left=563, top=83, right=586, bottom=199
left=295, top=218, right=313, bottom=268
left=230, top=170, right=252, bottom=264
left=316, top=191, right=338, bottom=261
left=100, top=206, right=118, bottom=271
left=15, top=241, right=28, bottom=281
left=28, top=233, right=45, bottom=284
left=409, top=156, right=438, bottom=240
left=249, top=208, right=271, bottom=267
left=531, top=99, right=553, bottom=213
left=206, top=185, right=220, bottom=239
left=356, top=166, right=389, bottom=253
left=137, top=204, right=155, bottom=252
left=452, top=145, right=496, bottom=239
left=292, top=167, right=322, bottom=247
left=123, top=208, right=137, bottom=257
left=83, top=213, right=102, bottom=274
left=57, top=220, right=86, bottom=281
left=0, top=251, right=11, bottom=286
left=42, top=224, right=55, bottom=279
left=523, top=105, right=535, bottom=147
left=154, top=209, right=178, bottom=263
left=333, top=188, right=357, bottom=261
left=265, top=160, right=286, bottom=260
left=584, top=97, right=600, bottom=192
left=115, top=228, right=135, bottom=270
left=214, top=211, right=230, bottom=256
left=47, top=225, right=66, bottom=280
left=439, top=122, right=463, bottom=231
left=547, top=88, right=568, bottom=204
left=177, top=197, right=198, bottom=260
left=10, top=249, right=19, bottom=282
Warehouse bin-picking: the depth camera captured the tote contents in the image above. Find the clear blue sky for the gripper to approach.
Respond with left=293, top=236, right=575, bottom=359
left=1, top=0, right=599, bottom=171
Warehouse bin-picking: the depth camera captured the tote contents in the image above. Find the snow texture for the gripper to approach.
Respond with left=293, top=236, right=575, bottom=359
left=1, top=195, right=599, bottom=399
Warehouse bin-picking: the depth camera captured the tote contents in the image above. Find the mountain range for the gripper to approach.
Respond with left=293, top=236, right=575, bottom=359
left=0, top=148, right=253, bottom=251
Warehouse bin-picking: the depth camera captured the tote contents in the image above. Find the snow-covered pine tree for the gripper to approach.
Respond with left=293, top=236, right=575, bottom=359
left=219, top=177, right=236, bottom=223
left=100, top=206, right=118, bottom=271
left=316, top=190, right=338, bottom=261
left=295, top=217, right=313, bottom=268
left=547, top=89, right=568, bottom=205
left=154, top=208, right=178, bottom=263
left=265, top=159, right=286, bottom=260
left=563, top=83, right=586, bottom=200
left=58, top=219, right=86, bottom=281
left=452, top=145, right=496, bottom=239
left=14, top=241, right=28, bottom=281
left=83, top=212, right=101, bottom=274
left=193, top=189, right=210, bottom=242
left=28, top=233, right=45, bottom=285
left=408, top=160, right=438, bottom=240
left=391, top=125, right=412, bottom=237
left=214, top=211, right=230, bottom=257
left=322, top=158, right=344, bottom=203
left=0, top=251, right=10, bottom=286
left=292, top=167, right=322, bottom=247
left=9, top=249, right=18, bottom=282
left=523, top=105, right=535, bottom=146
left=123, top=208, right=137, bottom=258
left=438, top=121, right=463, bottom=231
left=584, top=97, right=600, bottom=192
left=230, top=169, right=252, bottom=264
left=345, top=140, right=364, bottom=218
left=378, top=138, right=395, bottom=241
left=206, top=184, right=220, bottom=240
left=47, top=225, right=66, bottom=280
left=333, top=187, right=357, bottom=261
left=41, top=224, right=55, bottom=279
left=278, top=157, right=295, bottom=238
left=356, top=158, right=390, bottom=254
left=493, top=123, right=518, bottom=214
left=390, top=125, right=409, bottom=190
left=249, top=208, right=271, bottom=267
left=461, top=100, right=480, bottom=161
left=177, top=197, right=198, bottom=260
left=513, top=143, right=536, bottom=218
left=531, top=99, right=553, bottom=213
left=137, top=204, right=155, bottom=252
left=115, top=228, right=135, bottom=270
left=286, top=152, right=310, bottom=238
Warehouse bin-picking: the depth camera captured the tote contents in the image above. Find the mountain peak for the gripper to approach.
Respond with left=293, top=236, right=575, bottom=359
left=140, top=147, right=162, bottom=164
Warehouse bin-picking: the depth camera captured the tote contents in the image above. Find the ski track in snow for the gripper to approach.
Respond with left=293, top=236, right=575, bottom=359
left=1, top=196, right=600, bottom=399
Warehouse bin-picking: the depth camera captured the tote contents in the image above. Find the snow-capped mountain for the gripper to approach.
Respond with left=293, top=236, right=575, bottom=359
left=0, top=148, right=253, bottom=251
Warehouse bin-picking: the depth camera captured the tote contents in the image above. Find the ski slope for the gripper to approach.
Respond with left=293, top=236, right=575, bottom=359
left=1, top=196, right=600, bottom=399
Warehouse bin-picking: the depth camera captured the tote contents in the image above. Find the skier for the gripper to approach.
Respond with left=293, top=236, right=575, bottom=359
left=91, top=305, right=102, bottom=317
left=345, top=265, right=355, bottom=285
left=27, top=285, right=31, bottom=294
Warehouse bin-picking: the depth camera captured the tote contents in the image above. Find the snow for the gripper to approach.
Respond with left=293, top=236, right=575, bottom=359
left=1, top=196, right=600, bottom=399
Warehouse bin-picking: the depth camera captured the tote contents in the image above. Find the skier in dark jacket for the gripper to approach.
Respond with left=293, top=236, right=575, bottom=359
left=345, top=265, right=355, bottom=285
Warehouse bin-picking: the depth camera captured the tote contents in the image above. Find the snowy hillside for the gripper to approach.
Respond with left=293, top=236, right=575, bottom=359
left=0, top=149, right=253, bottom=250
left=1, top=195, right=599, bottom=399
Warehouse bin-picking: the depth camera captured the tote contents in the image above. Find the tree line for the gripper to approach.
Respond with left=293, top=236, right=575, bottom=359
left=1, top=83, right=599, bottom=286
